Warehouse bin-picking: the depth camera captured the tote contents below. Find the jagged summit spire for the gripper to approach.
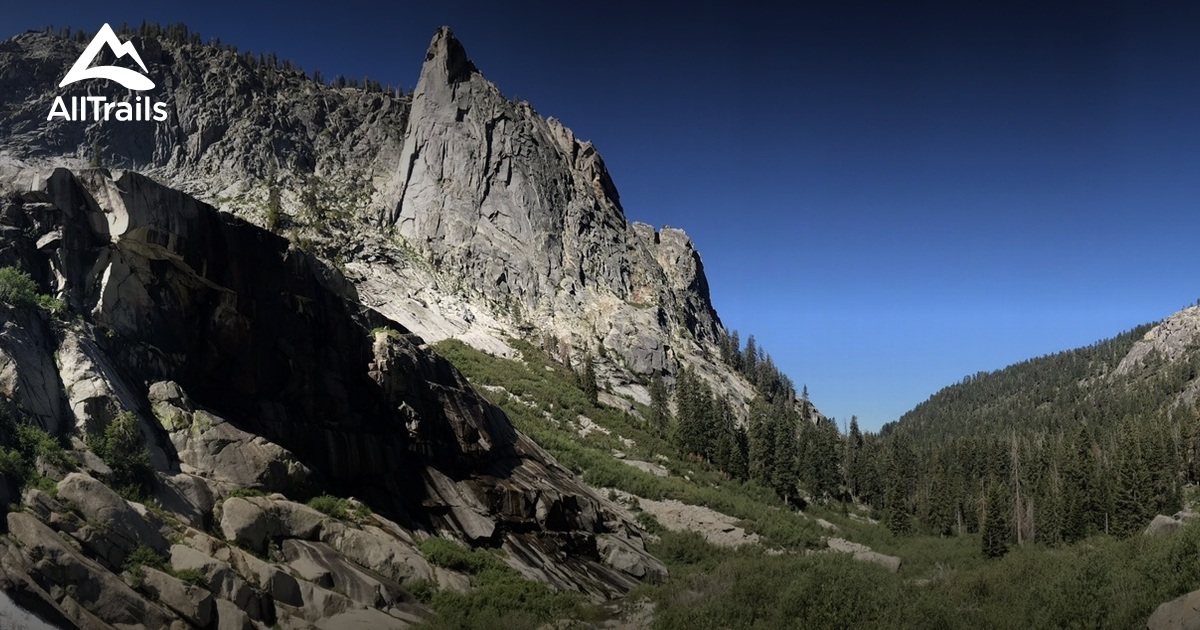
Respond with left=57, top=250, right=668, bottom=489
left=424, top=26, right=478, bottom=85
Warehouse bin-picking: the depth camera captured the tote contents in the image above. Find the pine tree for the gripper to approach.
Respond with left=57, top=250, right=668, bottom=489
left=580, top=353, right=599, bottom=405
left=1060, top=428, right=1088, bottom=542
left=982, top=481, right=1010, bottom=558
left=672, top=368, right=708, bottom=459
left=747, top=399, right=775, bottom=486
left=927, top=461, right=956, bottom=536
left=884, top=473, right=910, bottom=535
left=884, top=433, right=916, bottom=534
left=847, top=416, right=864, bottom=497
left=722, top=330, right=740, bottom=368
left=800, top=419, right=840, bottom=500
left=648, top=375, right=670, bottom=435
left=1112, top=423, right=1150, bottom=536
left=743, top=335, right=758, bottom=373
left=771, top=405, right=799, bottom=502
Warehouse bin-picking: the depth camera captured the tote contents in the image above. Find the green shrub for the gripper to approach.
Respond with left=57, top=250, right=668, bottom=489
left=173, top=568, right=209, bottom=589
left=417, top=537, right=504, bottom=575
left=307, top=494, right=370, bottom=520
left=370, top=326, right=401, bottom=340
left=414, top=535, right=593, bottom=628
left=431, top=337, right=822, bottom=552
left=35, top=294, right=65, bottom=315
left=0, top=267, right=40, bottom=308
left=0, top=413, right=74, bottom=492
left=123, top=544, right=167, bottom=572
left=0, top=267, right=62, bottom=315
left=92, top=412, right=155, bottom=501
left=424, top=568, right=587, bottom=630
left=406, top=578, right=436, bottom=603
left=265, top=183, right=283, bottom=230
left=0, top=448, right=28, bottom=481
left=14, top=423, right=73, bottom=471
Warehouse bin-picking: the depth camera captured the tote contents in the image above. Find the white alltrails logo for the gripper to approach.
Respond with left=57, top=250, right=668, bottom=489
left=61, top=23, right=154, bottom=90
left=47, top=23, right=169, bottom=122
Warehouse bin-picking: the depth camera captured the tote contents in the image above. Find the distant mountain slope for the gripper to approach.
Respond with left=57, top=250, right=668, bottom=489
left=863, top=306, right=1200, bottom=546
left=884, top=313, right=1200, bottom=440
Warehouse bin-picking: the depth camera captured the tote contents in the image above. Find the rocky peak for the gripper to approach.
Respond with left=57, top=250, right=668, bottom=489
left=424, top=27, right=478, bottom=85
left=0, top=24, right=778, bottom=419
left=382, top=28, right=727, bottom=393
left=1114, top=305, right=1200, bottom=375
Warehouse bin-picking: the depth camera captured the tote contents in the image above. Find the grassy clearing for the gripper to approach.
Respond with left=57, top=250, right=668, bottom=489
left=643, top=519, right=1200, bottom=629
left=433, top=338, right=822, bottom=551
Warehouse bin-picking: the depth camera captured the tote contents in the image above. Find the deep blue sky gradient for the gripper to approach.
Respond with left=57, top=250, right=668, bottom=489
left=5, top=2, right=1199, bottom=430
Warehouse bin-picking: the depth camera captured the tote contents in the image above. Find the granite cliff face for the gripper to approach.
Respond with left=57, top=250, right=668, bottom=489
left=0, top=26, right=757, bottom=411
left=0, top=23, right=807, bottom=626
left=0, top=26, right=406, bottom=210
left=386, top=29, right=721, bottom=372
left=0, top=167, right=664, bottom=627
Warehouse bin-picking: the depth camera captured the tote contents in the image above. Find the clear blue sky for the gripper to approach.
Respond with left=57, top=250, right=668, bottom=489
left=5, top=2, right=1200, bottom=431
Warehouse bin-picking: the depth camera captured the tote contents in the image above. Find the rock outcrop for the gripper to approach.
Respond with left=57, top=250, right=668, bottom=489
left=1113, top=306, right=1200, bottom=407
left=0, top=166, right=663, bottom=626
left=0, top=25, right=769, bottom=416
left=383, top=28, right=722, bottom=389
left=0, top=22, right=791, bottom=624
left=1149, top=589, right=1200, bottom=630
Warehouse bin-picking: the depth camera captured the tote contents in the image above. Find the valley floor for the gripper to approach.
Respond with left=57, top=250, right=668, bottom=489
left=433, top=339, right=1200, bottom=629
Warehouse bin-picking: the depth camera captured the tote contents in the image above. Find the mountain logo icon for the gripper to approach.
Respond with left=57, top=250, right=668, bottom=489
left=59, top=23, right=155, bottom=91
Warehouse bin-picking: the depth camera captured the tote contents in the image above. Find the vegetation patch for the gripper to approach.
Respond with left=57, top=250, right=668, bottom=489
left=91, top=412, right=155, bottom=502
left=0, top=266, right=64, bottom=314
left=433, top=338, right=821, bottom=551
left=0, top=403, right=74, bottom=493
left=307, top=494, right=370, bottom=521
left=415, top=536, right=591, bottom=629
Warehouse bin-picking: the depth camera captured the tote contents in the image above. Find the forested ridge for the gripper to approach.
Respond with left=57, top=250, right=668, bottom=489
left=663, top=316, right=1200, bottom=559
left=862, top=317, right=1200, bottom=550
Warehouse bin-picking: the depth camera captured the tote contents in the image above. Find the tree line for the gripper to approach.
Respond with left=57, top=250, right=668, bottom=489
left=658, top=324, right=1200, bottom=557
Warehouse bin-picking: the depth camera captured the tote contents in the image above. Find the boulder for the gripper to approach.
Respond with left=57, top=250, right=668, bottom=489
left=1146, top=514, right=1186, bottom=536
left=219, top=497, right=274, bottom=552
left=826, top=537, right=902, bottom=573
left=289, top=580, right=356, bottom=623
left=0, top=313, right=67, bottom=434
left=168, top=543, right=271, bottom=621
left=597, top=534, right=667, bottom=582
left=424, top=468, right=496, bottom=542
left=154, top=472, right=216, bottom=529
left=216, top=543, right=302, bottom=609
left=141, top=567, right=215, bottom=627
left=55, top=472, right=169, bottom=564
left=1149, top=589, right=1200, bottom=629
left=321, top=521, right=434, bottom=583
left=163, top=401, right=314, bottom=495
left=219, top=496, right=329, bottom=553
left=5, top=512, right=182, bottom=629
left=213, top=598, right=253, bottom=630
left=282, top=539, right=407, bottom=609
left=54, top=332, right=171, bottom=469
